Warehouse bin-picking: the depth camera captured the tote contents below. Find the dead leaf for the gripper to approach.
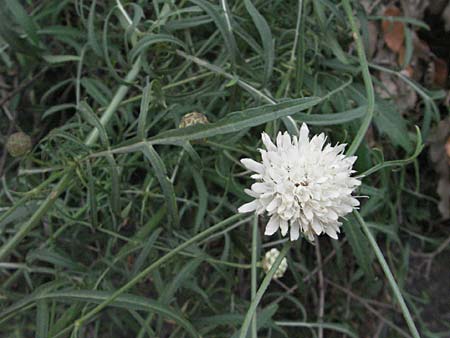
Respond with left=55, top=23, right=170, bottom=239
left=433, top=58, right=448, bottom=88
left=429, top=118, right=450, bottom=219
left=445, top=137, right=450, bottom=161
left=382, top=7, right=405, bottom=53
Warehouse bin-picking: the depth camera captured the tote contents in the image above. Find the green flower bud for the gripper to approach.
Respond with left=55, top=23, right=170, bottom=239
left=6, top=132, right=32, bottom=157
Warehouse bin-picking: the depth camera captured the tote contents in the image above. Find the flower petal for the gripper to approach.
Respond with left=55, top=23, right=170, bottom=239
left=280, top=220, right=289, bottom=236
left=299, top=123, right=309, bottom=144
left=265, top=215, right=280, bottom=235
left=251, top=182, right=270, bottom=194
left=261, top=132, right=277, bottom=151
left=290, top=221, right=300, bottom=241
left=241, top=158, right=264, bottom=174
left=311, top=219, right=323, bottom=235
left=266, top=197, right=280, bottom=213
left=238, top=200, right=258, bottom=213
left=325, top=227, right=338, bottom=239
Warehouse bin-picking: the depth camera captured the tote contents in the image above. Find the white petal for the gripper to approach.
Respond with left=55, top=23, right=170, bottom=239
left=290, top=222, right=300, bottom=241
left=281, top=132, right=291, bottom=148
left=265, top=215, right=280, bottom=236
left=238, top=200, right=258, bottom=213
left=299, top=123, right=309, bottom=143
left=241, top=158, right=264, bottom=174
left=251, top=183, right=270, bottom=194
left=244, top=188, right=259, bottom=198
left=280, top=220, right=289, bottom=236
left=312, top=219, right=323, bottom=235
left=303, top=205, right=314, bottom=221
left=325, top=227, right=338, bottom=239
left=266, top=197, right=280, bottom=213
left=261, top=132, right=277, bottom=151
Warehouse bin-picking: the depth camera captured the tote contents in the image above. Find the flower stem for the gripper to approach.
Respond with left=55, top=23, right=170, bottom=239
left=342, top=0, right=375, bottom=156
left=354, top=211, right=421, bottom=338
left=239, top=242, right=291, bottom=338
left=251, top=215, right=259, bottom=338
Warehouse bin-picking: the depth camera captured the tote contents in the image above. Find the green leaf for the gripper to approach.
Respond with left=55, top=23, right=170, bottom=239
left=191, top=168, right=207, bottom=232
left=130, top=34, right=186, bottom=61
left=190, top=0, right=239, bottom=66
left=78, top=101, right=110, bottom=147
left=243, top=0, right=274, bottom=86
left=373, top=100, right=413, bottom=153
left=1, top=290, right=199, bottom=338
left=141, top=144, right=179, bottom=227
left=131, top=228, right=162, bottom=277
left=149, top=97, right=321, bottom=145
left=42, top=55, right=81, bottom=63
left=36, top=300, right=49, bottom=338
left=87, top=0, right=102, bottom=56
left=138, top=80, right=153, bottom=139
left=5, top=0, right=40, bottom=45
left=342, top=214, right=374, bottom=279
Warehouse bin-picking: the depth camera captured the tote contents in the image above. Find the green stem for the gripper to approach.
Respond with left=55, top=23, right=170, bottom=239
left=239, top=243, right=291, bottom=338
left=251, top=215, right=259, bottom=338
left=85, top=57, right=142, bottom=146
left=354, top=211, right=421, bottom=338
left=74, top=214, right=243, bottom=329
left=342, top=0, right=375, bottom=156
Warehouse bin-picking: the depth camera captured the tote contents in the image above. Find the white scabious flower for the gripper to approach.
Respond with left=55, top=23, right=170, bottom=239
left=262, top=248, right=288, bottom=279
left=238, top=124, right=361, bottom=241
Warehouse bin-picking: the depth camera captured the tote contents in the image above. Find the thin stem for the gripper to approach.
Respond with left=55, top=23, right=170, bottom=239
left=314, top=236, right=325, bottom=338
left=239, top=243, right=291, bottom=338
left=342, top=0, right=375, bottom=156
left=85, top=57, right=142, bottom=146
left=251, top=215, right=259, bottom=338
left=354, top=211, right=421, bottom=338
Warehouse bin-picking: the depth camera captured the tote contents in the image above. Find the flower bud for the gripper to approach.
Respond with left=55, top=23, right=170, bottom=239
left=179, top=112, right=209, bottom=128
left=6, top=132, right=32, bottom=157
left=262, top=248, right=288, bottom=279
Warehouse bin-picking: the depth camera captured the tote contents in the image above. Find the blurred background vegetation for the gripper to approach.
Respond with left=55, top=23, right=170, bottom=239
left=0, top=0, right=449, bottom=337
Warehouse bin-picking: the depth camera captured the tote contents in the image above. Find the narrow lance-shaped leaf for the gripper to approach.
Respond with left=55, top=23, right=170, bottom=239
left=190, top=0, right=239, bottom=66
left=342, top=214, right=374, bottom=279
left=138, top=80, right=153, bottom=139
left=36, top=300, right=49, bottom=338
left=149, top=97, right=321, bottom=145
left=244, top=0, right=274, bottom=86
left=141, top=143, right=180, bottom=227
left=78, top=101, right=110, bottom=147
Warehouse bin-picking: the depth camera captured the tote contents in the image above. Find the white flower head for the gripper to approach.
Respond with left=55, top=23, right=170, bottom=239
left=238, top=124, right=361, bottom=241
left=262, top=248, right=288, bottom=279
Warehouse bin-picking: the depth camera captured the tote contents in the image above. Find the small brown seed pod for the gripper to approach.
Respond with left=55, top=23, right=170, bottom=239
left=6, top=132, right=32, bottom=157
left=179, top=112, right=209, bottom=129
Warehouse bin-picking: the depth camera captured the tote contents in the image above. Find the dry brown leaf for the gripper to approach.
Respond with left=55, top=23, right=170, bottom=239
left=382, top=7, right=405, bottom=53
left=429, top=119, right=450, bottom=219
left=433, top=58, right=448, bottom=88
left=446, top=137, right=450, bottom=161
